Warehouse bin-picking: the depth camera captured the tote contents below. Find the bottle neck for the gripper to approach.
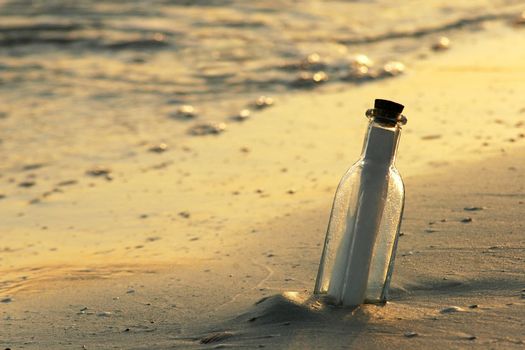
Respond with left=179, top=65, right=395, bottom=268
left=360, top=120, right=400, bottom=165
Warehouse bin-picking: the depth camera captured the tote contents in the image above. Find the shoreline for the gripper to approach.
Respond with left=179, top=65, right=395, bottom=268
left=1, top=18, right=525, bottom=349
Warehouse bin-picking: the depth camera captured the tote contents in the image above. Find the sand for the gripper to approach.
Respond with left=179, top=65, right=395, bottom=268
left=1, top=19, right=525, bottom=350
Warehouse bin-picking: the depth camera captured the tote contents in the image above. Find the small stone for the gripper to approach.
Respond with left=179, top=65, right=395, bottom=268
left=381, top=61, right=405, bottom=77
left=292, top=71, right=328, bottom=88
left=126, top=289, right=135, bottom=294
left=404, top=331, right=418, bottom=338
left=287, top=189, right=296, bottom=194
left=22, top=163, right=45, bottom=171
left=254, top=96, right=274, bottom=109
left=178, top=211, right=190, bottom=218
left=172, top=105, right=197, bottom=120
left=1, top=297, right=13, bottom=303
left=460, top=217, right=473, bottom=223
left=440, top=306, right=464, bottom=313
left=468, top=304, right=478, bottom=309
left=86, top=167, right=111, bottom=177
left=464, top=206, right=484, bottom=211
left=188, top=122, right=226, bottom=136
left=97, top=311, right=112, bottom=317
left=148, top=143, right=168, bottom=153
left=431, top=36, right=451, bottom=51
left=232, top=109, right=251, bottom=122
left=57, top=179, right=78, bottom=186
left=18, top=181, right=36, bottom=188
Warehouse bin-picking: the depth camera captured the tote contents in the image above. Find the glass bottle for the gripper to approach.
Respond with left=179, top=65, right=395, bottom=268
left=314, top=99, right=407, bottom=306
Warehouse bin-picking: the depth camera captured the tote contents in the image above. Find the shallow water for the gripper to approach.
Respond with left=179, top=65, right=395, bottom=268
left=0, top=0, right=523, bottom=184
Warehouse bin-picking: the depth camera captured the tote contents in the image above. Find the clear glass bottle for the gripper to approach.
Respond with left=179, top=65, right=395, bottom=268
left=314, top=99, right=407, bottom=306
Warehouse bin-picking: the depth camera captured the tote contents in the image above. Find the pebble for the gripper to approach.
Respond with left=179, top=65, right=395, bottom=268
left=231, top=109, right=251, bottom=122
left=254, top=96, right=274, bottom=109
left=381, top=61, right=405, bottom=77
left=404, top=331, right=418, bottom=338
left=346, top=54, right=375, bottom=80
left=18, top=181, right=36, bottom=188
left=1, top=297, right=13, bottom=303
left=172, top=105, right=197, bottom=119
left=57, top=179, right=78, bottom=186
left=460, top=217, right=473, bottom=223
left=464, top=206, right=484, bottom=211
left=468, top=304, right=478, bottom=309
left=86, top=167, right=111, bottom=177
left=431, top=36, right=451, bottom=51
left=440, top=306, right=464, bottom=313
left=292, top=71, right=328, bottom=88
left=148, top=143, right=168, bottom=153
left=22, top=163, right=46, bottom=171
left=97, top=311, right=112, bottom=317
left=188, top=122, right=226, bottom=136
left=179, top=211, right=191, bottom=218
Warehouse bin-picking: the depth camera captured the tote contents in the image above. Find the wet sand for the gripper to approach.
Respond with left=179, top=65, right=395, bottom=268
left=2, top=15, right=525, bottom=350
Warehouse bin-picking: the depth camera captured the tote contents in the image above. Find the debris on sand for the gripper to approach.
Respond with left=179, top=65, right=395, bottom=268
left=440, top=306, right=464, bottom=313
left=291, top=71, right=328, bottom=88
left=254, top=96, right=274, bottom=109
left=188, top=122, right=226, bottom=136
left=18, top=181, right=36, bottom=188
left=404, top=331, right=418, bottom=338
left=1, top=297, right=13, bottom=303
left=86, top=167, right=111, bottom=177
left=432, top=36, right=451, bottom=51
left=97, top=311, right=112, bottom=317
left=231, top=109, right=251, bottom=122
left=57, top=179, right=78, bottom=187
left=148, top=143, right=168, bottom=153
left=346, top=54, right=375, bottom=80
left=379, top=61, right=406, bottom=77
left=179, top=211, right=191, bottom=219
left=22, top=163, right=46, bottom=171
left=86, top=167, right=113, bottom=181
left=460, top=217, right=473, bottom=223
left=464, top=206, right=484, bottom=211
left=171, top=105, right=197, bottom=120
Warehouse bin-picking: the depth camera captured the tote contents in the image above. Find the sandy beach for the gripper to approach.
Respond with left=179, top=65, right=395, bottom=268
left=1, top=4, right=525, bottom=349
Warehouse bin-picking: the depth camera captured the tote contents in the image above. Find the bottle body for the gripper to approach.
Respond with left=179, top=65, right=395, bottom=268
left=314, top=121, right=405, bottom=306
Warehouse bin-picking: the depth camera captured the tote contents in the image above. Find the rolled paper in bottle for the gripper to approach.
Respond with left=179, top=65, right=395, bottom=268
left=327, top=126, right=395, bottom=305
